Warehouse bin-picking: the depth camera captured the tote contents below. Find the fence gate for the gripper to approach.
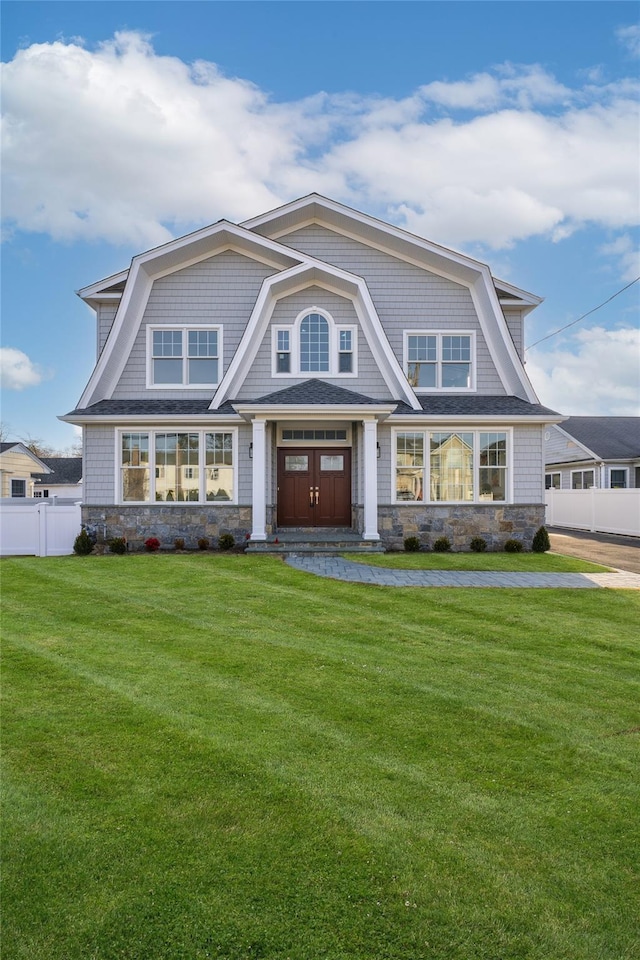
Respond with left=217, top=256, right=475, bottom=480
left=0, top=501, right=82, bottom=556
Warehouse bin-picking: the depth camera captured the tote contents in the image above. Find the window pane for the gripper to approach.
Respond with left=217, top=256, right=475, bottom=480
left=11, top=479, right=26, bottom=497
left=285, top=456, right=308, bottom=471
left=320, top=455, right=344, bottom=471
left=188, top=358, right=218, bottom=383
left=430, top=432, right=473, bottom=501
left=153, top=330, right=182, bottom=357
left=155, top=434, right=199, bottom=501
left=339, top=352, right=352, bottom=373
left=408, top=336, right=436, bottom=362
left=396, top=433, right=424, bottom=501
left=300, top=313, right=329, bottom=372
left=479, top=467, right=506, bottom=501
left=277, top=330, right=290, bottom=352
left=407, top=362, right=437, bottom=388
left=277, top=352, right=291, bottom=373
left=610, top=469, right=626, bottom=488
left=153, top=358, right=183, bottom=384
left=442, top=336, right=471, bottom=361
left=205, top=433, right=233, bottom=500
left=188, top=330, right=217, bottom=357
left=339, top=330, right=352, bottom=351
left=441, top=362, right=471, bottom=388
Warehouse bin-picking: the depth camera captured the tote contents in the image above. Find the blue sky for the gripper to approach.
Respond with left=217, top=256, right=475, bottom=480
left=1, top=0, right=639, bottom=450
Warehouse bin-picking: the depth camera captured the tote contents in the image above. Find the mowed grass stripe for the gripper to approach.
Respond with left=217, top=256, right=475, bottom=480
left=2, top=555, right=639, bottom=959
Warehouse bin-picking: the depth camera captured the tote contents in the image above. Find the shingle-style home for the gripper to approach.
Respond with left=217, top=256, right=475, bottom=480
left=545, top=417, right=640, bottom=491
left=61, top=194, right=562, bottom=550
left=33, top=457, right=84, bottom=500
left=0, top=442, right=51, bottom=498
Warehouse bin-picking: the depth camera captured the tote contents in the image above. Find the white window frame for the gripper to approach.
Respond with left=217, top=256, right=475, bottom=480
left=146, top=325, right=222, bottom=389
left=609, top=467, right=628, bottom=489
left=403, top=331, right=476, bottom=392
left=571, top=469, right=596, bottom=490
left=271, top=307, right=358, bottom=378
left=10, top=477, right=28, bottom=498
left=391, top=427, right=513, bottom=503
left=115, top=428, right=238, bottom=504
left=545, top=472, right=561, bottom=490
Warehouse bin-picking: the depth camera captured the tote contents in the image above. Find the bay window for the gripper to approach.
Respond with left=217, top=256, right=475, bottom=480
left=394, top=430, right=510, bottom=502
left=120, top=430, right=235, bottom=503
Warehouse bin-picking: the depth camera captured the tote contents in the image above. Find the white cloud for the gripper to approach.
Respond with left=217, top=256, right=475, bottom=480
left=527, top=326, right=640, bottom=416
left=0, top=347, right=44, bottom=390
left=616, top=24, right=640, bottom=58
left=599, top=234, right=640, bottom=283
left=1, top=32, right=638, bottom=254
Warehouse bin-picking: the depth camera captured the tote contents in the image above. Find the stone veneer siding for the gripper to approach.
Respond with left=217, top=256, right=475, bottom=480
left=377, top=503, right=546, bottom=551
left=82, top=504, right=258, bottom=551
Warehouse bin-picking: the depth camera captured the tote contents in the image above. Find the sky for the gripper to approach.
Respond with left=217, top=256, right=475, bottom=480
left=1, top=0, right=639, bottom=451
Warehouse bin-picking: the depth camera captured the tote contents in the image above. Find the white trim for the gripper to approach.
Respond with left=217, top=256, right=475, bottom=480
left=391, top=426, right=514, bottom=504
left=362, top=419, right=380, bottom=539
left=608, top=466, right=629, bottom=489
left=115, top=427, right=238, bottom=505
left=146, top=324, right=222, bottom=389
left=403, top=330, right=476, bottom=393
left=251, top=420, right=268, bottom=539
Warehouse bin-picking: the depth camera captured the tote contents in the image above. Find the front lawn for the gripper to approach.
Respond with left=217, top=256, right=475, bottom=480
left=2, top=555, right=639, bottom=960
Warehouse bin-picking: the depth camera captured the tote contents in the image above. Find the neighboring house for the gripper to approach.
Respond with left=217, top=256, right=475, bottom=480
left=0, top=442, right=51, bottom=498
left=33, top=457, right=84, bottom=500
left=61, top=194, right=562, bottom=549
left=545, top=418, right=640, bottom=491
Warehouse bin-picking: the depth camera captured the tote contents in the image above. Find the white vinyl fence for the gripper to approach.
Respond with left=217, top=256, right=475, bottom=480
left=0, top=500, right=82, bottom=556
left=545, top=489, right=640, bottom=538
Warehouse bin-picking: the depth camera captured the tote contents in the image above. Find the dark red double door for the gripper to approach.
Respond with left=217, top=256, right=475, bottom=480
left=277, top=448, right=351, bottom=527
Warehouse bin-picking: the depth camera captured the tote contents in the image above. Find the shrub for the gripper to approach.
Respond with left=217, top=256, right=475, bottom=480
left=504, top=538, right=523, bottom=553
left=144, top=537, right=161, bottom=552
left=108, top=537, right=127, bottom=555
left=404, top=536, right=421, bottom=552
left=73, top=528, right=95, bottom=556
left=433, top=536, right=451, bottom=553
left=469, top=536, right=487, bottom=553
left=174, top=538, right=185, bottom=551
left=218, top=533, right=235, bottom=551
left=532, top=525, right=551, bottom=553
left=197, top=537, right=210, bottom=551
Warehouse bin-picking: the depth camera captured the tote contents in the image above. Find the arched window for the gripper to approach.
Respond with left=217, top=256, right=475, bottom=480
left=300, top=313, right=329, bottom=372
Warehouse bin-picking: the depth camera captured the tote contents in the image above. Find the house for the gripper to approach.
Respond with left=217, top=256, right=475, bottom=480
left=0, top=442, right=51, bottom=498
left=545, top=417, right=640, bottom=491
left=33, top=457, right=83, bottom=501
left=61, top=194, right=562, bottom=550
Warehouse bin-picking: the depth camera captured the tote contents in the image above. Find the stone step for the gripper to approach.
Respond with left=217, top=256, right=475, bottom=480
left=245, top=543, right=385, bottom=555
left=245, top=530, right=385, bottom=556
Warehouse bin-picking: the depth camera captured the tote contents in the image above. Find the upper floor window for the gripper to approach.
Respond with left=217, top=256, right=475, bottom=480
left=404, top=332, right=474, bottom=391
left=148, top=326, right=220, bottom=387
left=272, top=308, right=356, bottom=378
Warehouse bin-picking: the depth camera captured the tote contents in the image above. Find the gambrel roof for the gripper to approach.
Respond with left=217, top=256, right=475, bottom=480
left=72, top=194, right=544, bottom=415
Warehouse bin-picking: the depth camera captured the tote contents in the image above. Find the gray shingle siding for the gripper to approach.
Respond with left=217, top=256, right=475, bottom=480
left=84, top=425, right=115, bottom=504
left=112, top=250, right=276, bottom=400
left=276, top=223, right=506, bottom=395
left=98, top=303, right=119, bottom=357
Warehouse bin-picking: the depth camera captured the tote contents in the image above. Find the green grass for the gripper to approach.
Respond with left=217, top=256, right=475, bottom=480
left=342, top=552, right=611, bottom=572
left=2, top=554, right=639, bottom=960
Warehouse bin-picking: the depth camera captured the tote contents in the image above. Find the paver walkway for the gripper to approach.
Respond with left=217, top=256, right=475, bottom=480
left=285, top=555, right=640, bottom=589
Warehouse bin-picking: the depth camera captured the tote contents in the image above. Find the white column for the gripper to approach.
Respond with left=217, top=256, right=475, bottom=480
left=251, top=419, right=268, bottom=540
left=362, top=419, right=380, bottom=540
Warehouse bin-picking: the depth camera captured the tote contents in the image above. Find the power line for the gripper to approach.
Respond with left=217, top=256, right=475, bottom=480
left=525, top=276, right=640, bottom=351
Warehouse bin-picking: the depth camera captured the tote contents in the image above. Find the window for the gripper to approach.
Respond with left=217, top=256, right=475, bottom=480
left=34, top=489, right=49, bottom=498
left=10, top=478, right=27, bottom=497
left=545, top=473, right=561, bottom=490
left=281, top=429, right=347, bottom=441
left=272, top=309, right=357, bottom=377
left=571, top=470, right=595, bottom=489
left=394, top=430, right=509, bottom=502
left=405, top=332, right=474, bottom=391
left=610, top=469, right=627, bottom=489
left=120, top=430, right=235, bottom=503
left=149, top=327, right=220, bottom=387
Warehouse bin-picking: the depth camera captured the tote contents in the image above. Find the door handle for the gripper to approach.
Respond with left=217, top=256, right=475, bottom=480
left=309, top=487, right=314, bottom=507
left=315, top=487, right=319, bottom=505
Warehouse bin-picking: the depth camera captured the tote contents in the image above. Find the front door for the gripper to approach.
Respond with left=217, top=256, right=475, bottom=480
left=277, top=448, right=351, bottom=527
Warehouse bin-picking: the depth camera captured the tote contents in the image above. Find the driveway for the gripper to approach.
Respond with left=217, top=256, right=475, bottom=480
left=548, top=527, right=640, bottom=574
